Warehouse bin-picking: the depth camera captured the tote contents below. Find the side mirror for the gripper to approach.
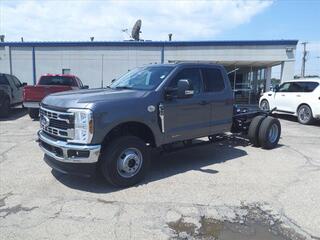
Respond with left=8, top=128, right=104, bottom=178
left=82, top=85, right=89, bottom=89
left=22, top=82, right=27, bottom=87
left=177, top=79, right=193, bottom=98
left=274, top=84, right=279, bottom=92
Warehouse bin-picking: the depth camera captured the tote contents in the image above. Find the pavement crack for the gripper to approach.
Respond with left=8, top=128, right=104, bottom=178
left=0, top=204, right=38, bottom=218
left=0, top=192, right=13, bottom=208
left=0, top=144, right=18, bottom=164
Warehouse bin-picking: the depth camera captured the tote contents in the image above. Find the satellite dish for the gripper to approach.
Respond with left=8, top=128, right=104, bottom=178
left=131, top=19, right=142, bottom=41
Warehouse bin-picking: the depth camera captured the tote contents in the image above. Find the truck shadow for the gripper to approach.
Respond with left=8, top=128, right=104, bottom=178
left=53, top=135, right=249, bottom=193
left=0, top=108, right=27, bottom=121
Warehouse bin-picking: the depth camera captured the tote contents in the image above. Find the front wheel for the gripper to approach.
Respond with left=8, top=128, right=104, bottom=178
left=100, top=136, right=150, bottom=188
left=28, top=108, right=39, bottom=119
left=297, top=105, right=313, bottom=125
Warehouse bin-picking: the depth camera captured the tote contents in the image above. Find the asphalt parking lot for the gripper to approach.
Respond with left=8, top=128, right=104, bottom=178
left=0, top=109, right=320, bottom=240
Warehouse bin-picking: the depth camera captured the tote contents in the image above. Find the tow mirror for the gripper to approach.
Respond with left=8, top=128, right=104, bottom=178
left=177, top=79, right=193, bottom=98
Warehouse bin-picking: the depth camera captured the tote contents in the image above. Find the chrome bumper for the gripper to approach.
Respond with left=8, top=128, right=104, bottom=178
left=38, top=130, right=101, bottom=163
left=23, top=102, right=40, bottom=108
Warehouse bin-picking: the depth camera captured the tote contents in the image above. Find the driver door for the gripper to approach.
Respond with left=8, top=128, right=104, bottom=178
left=162, top=68, right=211, bottom=143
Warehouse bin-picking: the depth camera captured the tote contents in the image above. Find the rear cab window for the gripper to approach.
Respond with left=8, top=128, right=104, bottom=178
left=201, top=68, right=225, bottom=92
left=0, top=75, right=9, bottom=85
left=38, top=76, right=77, bottom=86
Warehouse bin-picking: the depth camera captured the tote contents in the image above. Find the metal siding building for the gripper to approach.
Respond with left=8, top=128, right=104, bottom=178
left=0, top=40, right=298, bottom=103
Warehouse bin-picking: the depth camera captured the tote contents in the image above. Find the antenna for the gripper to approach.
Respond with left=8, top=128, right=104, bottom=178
left=131, top=19, right=142, bottom=41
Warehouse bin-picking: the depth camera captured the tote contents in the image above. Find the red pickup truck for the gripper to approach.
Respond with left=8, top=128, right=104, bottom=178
left=23, top=74, right=87, bottom=119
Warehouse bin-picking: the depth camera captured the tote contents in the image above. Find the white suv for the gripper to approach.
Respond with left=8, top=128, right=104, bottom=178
left=259, top=78, right=320, bottom=124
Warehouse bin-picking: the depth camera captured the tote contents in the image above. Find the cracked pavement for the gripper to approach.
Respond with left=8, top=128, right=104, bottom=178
left=0, top=110, right=319, bottom=239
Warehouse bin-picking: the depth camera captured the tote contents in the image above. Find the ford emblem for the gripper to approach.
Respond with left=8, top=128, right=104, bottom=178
left=40, top=115, right=50, bottom=128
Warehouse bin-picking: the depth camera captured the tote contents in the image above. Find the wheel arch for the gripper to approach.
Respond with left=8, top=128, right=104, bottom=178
left=101, top=121, right=157, bottom=148
left=296, top=103, right=313, bottom=116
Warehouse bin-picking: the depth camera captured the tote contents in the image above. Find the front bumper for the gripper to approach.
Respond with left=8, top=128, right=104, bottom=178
left=23, top=101, right=40, bottom=108
left=44, top=154, right=97, bottom=177
left=38, top=130, right=101, bottom=164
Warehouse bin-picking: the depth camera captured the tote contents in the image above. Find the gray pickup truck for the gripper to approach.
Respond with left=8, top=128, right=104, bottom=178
left=37, top=63, right=281, bottom=187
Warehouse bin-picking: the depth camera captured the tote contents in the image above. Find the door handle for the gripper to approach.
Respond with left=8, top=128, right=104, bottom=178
left=296, top=94, right=301, bottom=97
left=281, top=94, right=285, bottom=96
left=199, top=100, right=209, bottom=105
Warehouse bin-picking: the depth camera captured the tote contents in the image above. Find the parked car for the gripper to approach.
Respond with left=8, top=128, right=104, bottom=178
left=37, top=63, right=281, bottom=188
left=23, top=74, right=88, bottom=119
left=0, top=73, right=26, bottom=117
left=259, top=78, right=320, bottom=124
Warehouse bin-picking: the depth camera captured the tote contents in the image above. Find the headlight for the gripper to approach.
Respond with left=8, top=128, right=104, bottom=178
left=67, top=109, right=93, bottom=144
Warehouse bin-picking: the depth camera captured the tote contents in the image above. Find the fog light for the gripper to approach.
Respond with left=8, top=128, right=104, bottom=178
left=67, top=150, right=90, bottom=158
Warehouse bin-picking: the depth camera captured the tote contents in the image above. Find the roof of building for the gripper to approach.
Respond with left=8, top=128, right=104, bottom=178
left=0, top=40, right=298, bottom=47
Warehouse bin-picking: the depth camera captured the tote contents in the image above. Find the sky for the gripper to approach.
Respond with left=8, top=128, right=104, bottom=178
left=0, top=0, right=319, bottom=76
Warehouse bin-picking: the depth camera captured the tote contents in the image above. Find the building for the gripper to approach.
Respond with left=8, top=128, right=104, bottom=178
left=0, top=40, right=298, bottom=104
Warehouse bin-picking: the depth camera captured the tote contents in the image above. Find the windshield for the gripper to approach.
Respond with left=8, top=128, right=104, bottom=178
left=39, top=76, right=76, bottom=86
left=110, top=66, right=174, bottom=90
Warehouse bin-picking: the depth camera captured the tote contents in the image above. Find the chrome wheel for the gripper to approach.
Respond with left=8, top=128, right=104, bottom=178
left=260, top=100, right=269, bottom=111
left=298, top=106, right=311, bottom=124
left=268, top=123, right=279, bottom=143
left=117, top=147, right=143, bottom=178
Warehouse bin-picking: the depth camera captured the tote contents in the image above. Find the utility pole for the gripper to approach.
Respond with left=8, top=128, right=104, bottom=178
left=301, top=42, right=308, bottom=77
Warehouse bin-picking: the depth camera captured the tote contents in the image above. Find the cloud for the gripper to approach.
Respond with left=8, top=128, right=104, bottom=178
left=0, top=0, right=273, bottom=41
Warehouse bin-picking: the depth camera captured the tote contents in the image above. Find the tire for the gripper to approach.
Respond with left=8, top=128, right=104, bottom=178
left=99, top=135, right=150, bottom=188
left=248, top=115, right=266, bottom=147
left=258, top=116, right=281, bottom=149
left=28, top=108, right=39, bottom=119
left=0, top=98, right=10, bottom=117
left=297, top=104, right=314, bottom=125
left=260, top=99, right=270, bottom=111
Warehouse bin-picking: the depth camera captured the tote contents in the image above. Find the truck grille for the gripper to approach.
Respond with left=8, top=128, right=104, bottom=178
left=40, top=107, right=74, bottom=139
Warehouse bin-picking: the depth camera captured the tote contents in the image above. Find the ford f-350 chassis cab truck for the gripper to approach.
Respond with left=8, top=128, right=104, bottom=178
left=37, top=63, right=281, bottom=187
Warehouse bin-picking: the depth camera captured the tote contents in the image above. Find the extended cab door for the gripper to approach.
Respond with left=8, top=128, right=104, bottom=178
left=162, top=67, right=211, bottom=142
left=201, top=67, right=234, bottom=134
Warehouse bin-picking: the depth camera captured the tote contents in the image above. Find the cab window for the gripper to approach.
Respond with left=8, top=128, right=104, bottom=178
left=0, top=75, right=9, bottom=85
left=169, top=68, right=202, bottom=95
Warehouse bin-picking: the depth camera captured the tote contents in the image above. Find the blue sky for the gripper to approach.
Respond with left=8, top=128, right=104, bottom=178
left=0, top=0, right=319, bottom=76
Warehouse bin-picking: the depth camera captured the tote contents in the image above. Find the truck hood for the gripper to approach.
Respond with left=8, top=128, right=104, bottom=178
left=42, top=88, right=148, bottom=109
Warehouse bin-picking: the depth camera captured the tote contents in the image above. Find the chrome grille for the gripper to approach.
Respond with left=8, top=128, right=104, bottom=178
left=40, top=107, right=74, bottom=139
